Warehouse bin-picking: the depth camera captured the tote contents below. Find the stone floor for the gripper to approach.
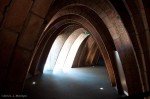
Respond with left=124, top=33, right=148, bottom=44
left=23, top=66, right=125, bottom=99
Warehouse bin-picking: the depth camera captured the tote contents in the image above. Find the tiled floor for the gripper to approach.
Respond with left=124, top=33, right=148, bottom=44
left=23, top=66, right=124, bottom=99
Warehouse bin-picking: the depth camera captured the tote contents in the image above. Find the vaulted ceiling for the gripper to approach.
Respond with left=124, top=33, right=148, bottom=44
left=0, top=0, right=150, bottom=96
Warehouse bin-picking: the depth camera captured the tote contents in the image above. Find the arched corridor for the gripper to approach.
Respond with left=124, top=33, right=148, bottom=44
left=0, top=0, right=150, bottom=98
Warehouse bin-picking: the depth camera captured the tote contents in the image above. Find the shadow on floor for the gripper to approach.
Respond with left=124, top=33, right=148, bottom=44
left=23, top=66, right=124, bottom=99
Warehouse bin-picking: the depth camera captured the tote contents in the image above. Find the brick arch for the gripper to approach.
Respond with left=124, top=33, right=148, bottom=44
left=142, top=0, right=150, bottom=92
left=109, top=0, right=150, bottom=93
left=44, top=25, right=82, bottom=71
left=28, top=13, right=118, bottom=94
left=58, top=28, right=90, bottom=71
left=123, top=0, right=150, bottom=92
left=54, top=28, right=85, bottom=70
left=71, top=36, right=96, bottom=67
left=29, top=23, right=81, bottom=74
left=1, top=0, right=149, bottom=96
left=85, top=41, right=97, bottom=65
left=37, top=15, right=120, bottom=95
left=41, top=0, right=144, bottom=95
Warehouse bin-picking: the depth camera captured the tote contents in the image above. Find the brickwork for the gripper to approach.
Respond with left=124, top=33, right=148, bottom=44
left=18, top=13, right=44, bottom=50
left=0, top=0, right=51, bottom=94
left=31, top=0, right=53, bottom=18
left=0, top=0, right=149, bottom=97
left=4, top=0, right=33, bottom=32
left=0, top=29, right=18, bottom=67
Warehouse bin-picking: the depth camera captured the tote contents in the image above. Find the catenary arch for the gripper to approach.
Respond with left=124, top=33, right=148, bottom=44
left=29, top=22, right=81, bottom=74
left=30, top=12, right=118, bottom=90
left=109, top=0, right=150, bottom=92
left=29, top=0, right=146, bottom=95
left=44, top=25, right=82, bottom=71
left=62, top=29, right=90, bottom=70
left=30, top=6, right=123, bottom=96
left=44, top=4, right=122, bottom=91
left=44, top=2, right=144, bottom=95
left=32, top=13, right=118, bottom=92
left=54, top=28, right=86, bottom=70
